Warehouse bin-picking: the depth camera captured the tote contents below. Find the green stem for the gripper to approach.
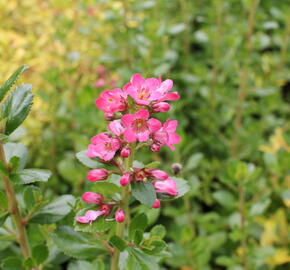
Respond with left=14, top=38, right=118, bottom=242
left=110, top=144, right=135, bottom=270
left=0, top=139, right=31, bottom=259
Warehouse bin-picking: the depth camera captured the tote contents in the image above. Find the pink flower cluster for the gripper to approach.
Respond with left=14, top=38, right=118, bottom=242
left=76, top=74, right=181, bottom=224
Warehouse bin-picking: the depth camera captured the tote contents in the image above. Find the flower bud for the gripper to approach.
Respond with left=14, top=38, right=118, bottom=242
left=82, top=192, right=103, bottom=204
left=120, top=173, right=132, bottom=186
left=151, top=143, right=160, bottom=152
left=121, top=147, right=131, bottom=158
left=171, top=163, right=182, bottom=175
left=152, top=199, right=161, bottom=209
left=152, top=102, right=171, bottom=113
left=86, top=169, right=109, bottom=182
left=99, top=204, right=111, bottom=216
left=115, top=209, right=125, bottom=223
left=104, top=112, right=114, bottom=121
left=154, top=178, right=178, bottom=196
left=150, top=169, right=168, bottom=180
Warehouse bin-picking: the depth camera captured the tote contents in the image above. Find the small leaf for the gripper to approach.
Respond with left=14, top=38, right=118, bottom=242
left=109, top=235, right=127, bottom=251
left=1, top=84, right=34, bottom=135
left=213, top=190, right=236, bottom=209
left=0, top=65, right=29, bottom=102
left=150, top=225, right=166, bottom=240
left=76, top=150, right=102, bottom=168
left=23, top=186, right=42, bottom=210
left=0, top=212, right=9, bottom=227
left=145, top=161, right=160, bottom=168
left=129, top=213, right=148, bottom=240
left=1, top=256, right=24, bottom=270
left=92, top=181, right=121, bottom=197
left=0, top=190, right=8, bottom=211
left=30, top=195, right=75, bottom=224
left=128, top=247, right=159, bottom=270
left=4, top=142, right=27, bottom=170
left=133, top=230, right=143, bottom=246
left=250, top=199, right=271, bottom=216
left=132, top=182, right=156, bottom=207
left=52, top=226, right=105, bottom=259
left=32, top=244, right=48, bottom=264
left=10, top=169, right=51, bottom=185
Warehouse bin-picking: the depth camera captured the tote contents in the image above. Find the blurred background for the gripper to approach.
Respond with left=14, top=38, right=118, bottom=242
left=0, top=0, right=289, bottom=269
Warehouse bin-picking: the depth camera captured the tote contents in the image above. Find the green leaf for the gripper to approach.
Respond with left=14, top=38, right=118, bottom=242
left=32, top=244, right=48, bottom=264
left=132, top=182, right=156, bottom=207
left=129, top=213, right=148, bottom=240
left=250, top=198, right=271, bottom=216
left=0, top=65, right=29, bottom=102
left=92, top=181, right=121, bottom=197
left=128, top=247, right=159, bottom=270
left=213, top=190, right=236, bottom=209
left=143, top=240, right=167, bottom=255
left=10, top=169, right=51, bottom=185
left=109, top=235, right=128, bottom=251
left=134, top=230, right=143, bottom=246
left=52, top=226, right=105, bottom=259
left=1, top=257, right=24, bottom=270
left=30, top=195, right=75, bottom=224
left=0, top=190, right=8, bottom=211
left=150, top=225, right=166, bottom=240
left=185, top=153, right=203, bottom=171
left=76, top=150, right=102, bottom=168
left=4, top=142, right=27, bottom=170
left=145, top=161, right=160, bottom=168
left=0, top=212, right=9, bottom=227
left=0, top=160, right=8, bottom=175
left=1, top=84, right=34, bottom=135
left=23, top=186, right=42, bottom=210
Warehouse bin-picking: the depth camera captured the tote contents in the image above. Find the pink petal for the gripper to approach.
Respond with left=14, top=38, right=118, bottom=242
left=137, top=130, right=150, bottom=142
left=160, top=79, right=173, bottom=92
left=103, top=151, right=116, bottom=161
left=147, top=118, right=162, bottom=132
left=164, top=119, right=178, bottom=133
left=168, top=133, right=181, bottom=145
left=85, top=210, right=103, bottom=221
left=164, top=92, right=180, bottom=101
left=135, top=109, right=150, bottom=120
left=135, top=99, right=150, bottom=106
left=143, top=78, right=160, bottom=90
left=122, top=114, right=135, bottom=127
left=76, top=216, right=90, bottom=223
left=124, top=128, right=137, bottom=142
left=108, top=120, right=124, bottom=136
left=130, top=74, right=145, bottom=88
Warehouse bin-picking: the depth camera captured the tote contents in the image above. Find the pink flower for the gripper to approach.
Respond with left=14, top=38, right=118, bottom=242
left=150, top=169, right=168, bottom=180
left=87, top=132, right=121, bottom=161
left=123, top=74, right=179, bottom=105
left=152, top=199, right=161, bottom=209
left=82, top=192, right=103, bottom=204
left=104, top=112, right=114, bottom=121
left=120, top=147, right=130, bottom=158
left=152, top=119, right=181, bottom=150
left=75, top=210, right=105, bottom=223
left=94, top=78, right=105, bottom=88
left=120, top=173, right=132, bottom=186
left=95, top=88, right=127, bottom=113
left=150, top=143, right=160, bottom=152
left=152, top=102, right=171, bottom=113
left=154, top=178, right=178, bottom=196
left=108, top=120, right=124, bottom=136
left=86, top=169, right=109, bottom=182
left=121, top=109, right=161, bottom=142
left=115, top=209, right=125, bottom=223
left=99, top=204, right=111, bottom=216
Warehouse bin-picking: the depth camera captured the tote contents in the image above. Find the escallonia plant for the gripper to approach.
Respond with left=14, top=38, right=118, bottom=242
left=0, top=66, right=75, bottom=269
left=67, top=74, right=190, bottom=269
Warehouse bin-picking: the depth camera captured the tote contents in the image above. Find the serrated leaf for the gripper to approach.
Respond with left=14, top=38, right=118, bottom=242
left=52, top=226, right=105, bottom=259
left=4, top=142, right=27, bottom=170
left=129, top=213, right=148, bottom=240
left=0, top=65, right=29, bottom=102
left=1, top=84, right=33, bottom=135
left=76, top=150, right=102, bottom=168
left=109, top=235, right=127, bottom=251
left=91, top=181, right=121, bottom=197
left=30, top=195, right=75, bottom=224
left=10, top=169, right=51, bottom=185
left=128, top=247, right=159, bottom=270
left=132, top=182, right=156, bottom=207
left=32, top=244, right=48, bottom=264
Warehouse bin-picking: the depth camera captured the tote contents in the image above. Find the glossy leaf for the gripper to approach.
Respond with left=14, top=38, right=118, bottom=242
left=132, top=182, right=156, bottom=207
left=10, top=169, right=51, bottom=185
